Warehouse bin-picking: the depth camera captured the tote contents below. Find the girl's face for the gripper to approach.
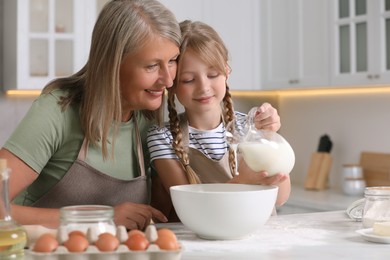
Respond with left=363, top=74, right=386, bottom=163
left=119, top=36, right=179, bottom=117
left=175, top=50, right=227, bottom=115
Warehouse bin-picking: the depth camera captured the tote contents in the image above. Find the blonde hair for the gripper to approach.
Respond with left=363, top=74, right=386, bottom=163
left=42, top=0, right=181, bottom=160
left=167, top=20, right=236, bottom=184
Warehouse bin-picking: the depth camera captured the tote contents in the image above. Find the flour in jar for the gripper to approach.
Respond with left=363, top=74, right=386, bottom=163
left=238, top=141, right=295, bottom=176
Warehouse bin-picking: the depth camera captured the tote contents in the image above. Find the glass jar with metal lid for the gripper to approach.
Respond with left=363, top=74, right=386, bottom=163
left=59, top=205, right=116, bottom=236
left=362, top=187, right=390, bottom=228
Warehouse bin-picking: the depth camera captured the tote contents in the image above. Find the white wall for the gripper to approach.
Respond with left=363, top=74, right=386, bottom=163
left=278, top=91, right=390, bottom=190
left=230, top=91, right=390, bottom=192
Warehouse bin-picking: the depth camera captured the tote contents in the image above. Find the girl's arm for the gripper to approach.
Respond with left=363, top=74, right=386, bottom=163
left=151, top=159, right=189, bottom=222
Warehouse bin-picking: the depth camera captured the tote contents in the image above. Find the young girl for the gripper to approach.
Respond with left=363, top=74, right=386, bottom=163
left=147, top=20, right=290, bottom=220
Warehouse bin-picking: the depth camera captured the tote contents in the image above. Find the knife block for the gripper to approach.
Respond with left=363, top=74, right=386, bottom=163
left=305, top=152, right=332, bottom=190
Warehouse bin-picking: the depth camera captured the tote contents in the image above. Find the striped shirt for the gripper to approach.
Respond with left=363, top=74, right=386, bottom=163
left=147, top=111, right=247, bottom=162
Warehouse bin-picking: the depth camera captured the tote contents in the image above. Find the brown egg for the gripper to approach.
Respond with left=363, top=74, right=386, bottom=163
left=68, top=230, right=86, bottom=238
left=33, top=233, right=59, bottom=253
left=157, top=229, right=177, bottom=241
left=63, top=234, right=89, bottom=252
left=95, top=233, right=120, bottom=252
left=124, top=233, right=149, bottom=251
left=127, top=229, right=145, bottom=238
left=155, top=228, right=179, bottom=250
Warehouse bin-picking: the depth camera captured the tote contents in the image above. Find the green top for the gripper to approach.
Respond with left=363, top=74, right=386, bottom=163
left=4, top=89, right=153, bottom=206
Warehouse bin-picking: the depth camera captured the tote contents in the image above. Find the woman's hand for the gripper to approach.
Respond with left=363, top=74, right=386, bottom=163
left=253, top=102, right=281, bottom=132
left=114, top=202, right=168, bottom=230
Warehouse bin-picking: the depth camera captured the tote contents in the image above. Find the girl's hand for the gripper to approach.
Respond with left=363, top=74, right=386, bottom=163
left=253, top=103, right=281, bottom=132
left=229, top=159, right=288, bottom=185
left=231, top=159, right=291, bottom=206
left=229, top=170, right=288, bottom=186
left=114, top=202, right=168, bottom=230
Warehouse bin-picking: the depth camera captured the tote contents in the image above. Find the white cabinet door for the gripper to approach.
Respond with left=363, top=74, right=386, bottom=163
left=260, top=0, right=330, bottom=90
left=330, top=0, right=390, bottom=86
left=3, top=0, right=105, bottom=90
left=159, top=0, right=261, bottom=90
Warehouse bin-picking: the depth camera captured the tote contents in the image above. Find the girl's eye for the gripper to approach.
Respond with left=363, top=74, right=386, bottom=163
left=208, top=73, right=220, bottom=78
left=181, top=78, right=194, bottom=84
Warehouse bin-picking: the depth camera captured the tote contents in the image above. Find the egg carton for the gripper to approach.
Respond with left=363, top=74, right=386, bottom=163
left=27, top=224, right=182, bottom=260
left=26, top=244, right=182, bottom=260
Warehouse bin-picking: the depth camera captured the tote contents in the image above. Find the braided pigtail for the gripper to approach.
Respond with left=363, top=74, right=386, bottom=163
left=222, top=84, right=237, bottom=176
left=167, top=89, right=201, bottom=184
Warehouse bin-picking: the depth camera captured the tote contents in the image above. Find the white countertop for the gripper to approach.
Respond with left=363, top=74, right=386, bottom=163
left=166, top=211, right=388, bottom=260
left=279, top=184, right=363, bottom=213
left=22, top=211, right=388, bottom=260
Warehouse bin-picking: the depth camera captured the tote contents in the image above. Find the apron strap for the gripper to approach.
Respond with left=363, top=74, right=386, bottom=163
left=133, top=113, right=146, bottom=177
left=77, top=138, right=88, bottom=161
left=76, top=113, right=145, bottom=177
left=179, top=113, right=190, bottom=150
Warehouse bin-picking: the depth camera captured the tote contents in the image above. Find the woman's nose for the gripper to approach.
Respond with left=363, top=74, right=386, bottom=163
left=159, top=65, right=175, bottom=88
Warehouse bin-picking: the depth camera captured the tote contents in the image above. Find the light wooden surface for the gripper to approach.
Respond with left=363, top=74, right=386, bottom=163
left=360, top=151, right=390, bottom=187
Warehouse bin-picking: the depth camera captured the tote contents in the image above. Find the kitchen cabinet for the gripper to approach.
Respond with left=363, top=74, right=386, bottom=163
left=260, top=0, right=330, bottom=90
left=159, top=0, right=261, bottom=90
left=3, top=0, right=109, bottom=90
left=330, top=0, right=390, bottom=86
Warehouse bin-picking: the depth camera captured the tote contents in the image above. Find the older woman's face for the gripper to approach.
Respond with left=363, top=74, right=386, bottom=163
left=119, top=36, right=179, bottom=118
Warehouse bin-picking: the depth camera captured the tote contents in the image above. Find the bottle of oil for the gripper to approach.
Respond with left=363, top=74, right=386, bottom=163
left=0, top=159, right=27, bottom=259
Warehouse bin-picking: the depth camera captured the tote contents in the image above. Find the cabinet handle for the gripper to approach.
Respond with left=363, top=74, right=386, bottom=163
left=367, top=74, right=381, bottom=79
left=289, top=79, right=300, bottom=84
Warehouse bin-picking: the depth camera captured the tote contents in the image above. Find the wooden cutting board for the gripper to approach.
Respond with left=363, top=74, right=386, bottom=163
left=360, top=151, right=390, bottom=187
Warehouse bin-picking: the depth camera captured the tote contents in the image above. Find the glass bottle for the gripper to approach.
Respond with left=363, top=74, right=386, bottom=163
left=237, top=107, right=295, bottom=176
left=0, top=159, right=27, bottom=259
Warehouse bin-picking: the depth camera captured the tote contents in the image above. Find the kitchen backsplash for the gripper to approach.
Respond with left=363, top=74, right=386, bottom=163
left=1, top=91, right=390, bottom=192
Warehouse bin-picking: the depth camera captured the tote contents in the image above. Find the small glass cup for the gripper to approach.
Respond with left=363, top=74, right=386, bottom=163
left=59, top=205, right=116, bottom=236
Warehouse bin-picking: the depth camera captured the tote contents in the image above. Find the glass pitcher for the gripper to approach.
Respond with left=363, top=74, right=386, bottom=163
left=231, top=107, right=295, bottom=176
left=0, top=159, right=27, bottom=259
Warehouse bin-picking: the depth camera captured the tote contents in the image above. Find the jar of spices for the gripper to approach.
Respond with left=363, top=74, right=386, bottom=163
left=341, top=164, right=366, bottom=196
left=59, top=205, right=116, bottom=237
left=362, top=187, right=390, bottom=228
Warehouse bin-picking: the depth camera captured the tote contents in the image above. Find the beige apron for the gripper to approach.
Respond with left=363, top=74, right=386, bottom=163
left=32, top=116, right=148, bottom=208
left=179, top=114, right=234, bottom=183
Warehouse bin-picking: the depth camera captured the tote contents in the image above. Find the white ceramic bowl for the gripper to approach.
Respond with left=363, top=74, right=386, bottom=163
left=170, top=183, right=278, bottom=240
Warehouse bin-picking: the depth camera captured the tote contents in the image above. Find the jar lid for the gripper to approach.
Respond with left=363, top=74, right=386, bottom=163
left=60, top=205, right=114, bottom=222
left=364, top=186, right=390, bottom=196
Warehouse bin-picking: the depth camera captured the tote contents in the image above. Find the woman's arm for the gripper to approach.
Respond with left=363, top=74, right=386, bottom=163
left=0, top=148, right=61, bottom=227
